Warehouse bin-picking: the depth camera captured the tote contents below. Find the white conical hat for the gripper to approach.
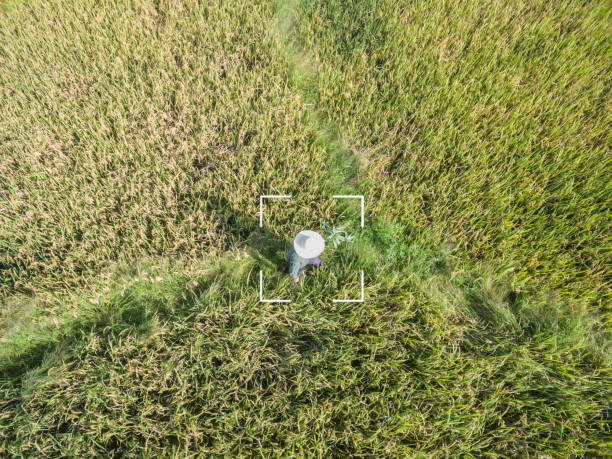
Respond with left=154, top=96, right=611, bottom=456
left=293, top=230, right=325, bottom=259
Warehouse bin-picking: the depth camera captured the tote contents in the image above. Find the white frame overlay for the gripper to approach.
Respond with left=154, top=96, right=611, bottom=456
left=258, top=194, right=365, bottom=303
left=332, top=270, right=364, bottom=303
left=259, top=195, right=292, bottom=227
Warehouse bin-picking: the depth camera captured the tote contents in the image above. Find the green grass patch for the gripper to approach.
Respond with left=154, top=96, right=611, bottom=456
left=2, top=217, right=609, bottom=456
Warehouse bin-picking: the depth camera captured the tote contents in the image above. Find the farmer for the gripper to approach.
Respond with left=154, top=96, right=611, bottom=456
left=288, top=230, right=325, bottom=283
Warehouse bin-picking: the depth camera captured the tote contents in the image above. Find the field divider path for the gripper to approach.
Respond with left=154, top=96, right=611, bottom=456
left=272, top=0, right=364, bottom=197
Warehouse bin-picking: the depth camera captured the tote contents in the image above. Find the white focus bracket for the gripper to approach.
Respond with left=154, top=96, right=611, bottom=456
left=259, top=195, right=291, bottom=227
left=259, top=270, right=291, bottom=303
left=332, top=195, right=364, bottom=228
left=257, top=194, right=366, bottom=303
left=332, top=270, right=364, bottom=303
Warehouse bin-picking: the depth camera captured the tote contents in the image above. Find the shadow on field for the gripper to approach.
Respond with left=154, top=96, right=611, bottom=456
left=194, top=192, right=296, bottom=273
left=0, top=290, right=155, bottom=381
left=0, top=205, right=297, bottom=385
left=245, top=229, right=290, bottom=274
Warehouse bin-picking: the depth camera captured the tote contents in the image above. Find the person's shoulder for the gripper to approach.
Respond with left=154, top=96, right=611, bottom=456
left=287, top=245, right=296, bottom=259
left=288, top=245, right=305, bottom=262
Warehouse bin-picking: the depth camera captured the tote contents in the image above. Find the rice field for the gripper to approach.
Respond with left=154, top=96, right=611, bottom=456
left=1, top=0, right=610, bottom=456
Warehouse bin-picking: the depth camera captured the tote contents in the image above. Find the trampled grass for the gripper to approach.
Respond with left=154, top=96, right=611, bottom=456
left=2, top=219, right=609, bottom=456
left=1, top=0, right=610, bottom=456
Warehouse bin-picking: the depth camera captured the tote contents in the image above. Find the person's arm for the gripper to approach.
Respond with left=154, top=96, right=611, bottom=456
left=287, top=247, right=302, bottom=281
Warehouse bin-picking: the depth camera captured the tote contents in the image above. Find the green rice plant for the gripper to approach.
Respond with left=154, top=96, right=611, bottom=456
left=290, top=0, right=612, bottom=312
left=320, top=219, right=355, bottom=248
left=1, top=220, right=609, bottom=457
